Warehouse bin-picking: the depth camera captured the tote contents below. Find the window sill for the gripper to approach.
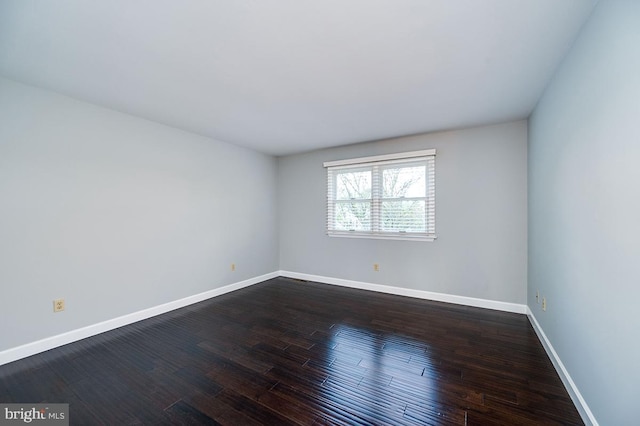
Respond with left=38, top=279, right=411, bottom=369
left=327, top=232, right=437, bottom=242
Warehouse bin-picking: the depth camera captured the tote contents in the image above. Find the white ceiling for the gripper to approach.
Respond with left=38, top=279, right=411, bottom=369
left=0, top=0, right=597, bottom=156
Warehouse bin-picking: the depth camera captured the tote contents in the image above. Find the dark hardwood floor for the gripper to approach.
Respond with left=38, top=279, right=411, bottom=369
left=0, top=277, right=583, bottom=425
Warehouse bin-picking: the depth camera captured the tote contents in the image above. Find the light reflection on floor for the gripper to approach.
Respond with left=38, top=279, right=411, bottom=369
left=317, top=323, right=453, bottom=424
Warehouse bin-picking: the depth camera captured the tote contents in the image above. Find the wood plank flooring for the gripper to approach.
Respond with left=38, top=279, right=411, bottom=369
left=0, top=277, right=583, bottom=425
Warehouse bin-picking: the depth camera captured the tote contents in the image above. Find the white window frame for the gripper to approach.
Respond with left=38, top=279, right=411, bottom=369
left=324, top=149, right=436, bottom=241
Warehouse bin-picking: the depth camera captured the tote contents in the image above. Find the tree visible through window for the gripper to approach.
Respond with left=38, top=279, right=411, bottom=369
left=335, top=168, right=371, bottom=231
left=325, top=150, right=436, bottom=241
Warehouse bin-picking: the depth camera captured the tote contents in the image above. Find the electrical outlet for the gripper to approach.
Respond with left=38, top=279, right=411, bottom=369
left=53, top=298, right=65, bottom=313
left=231, top=263, right=236, bottom=272
left=373, top=263, right=379, bottom=272
left=536, top=290, right=539, bottom=303
left=542, top=297, right=547, bottom=311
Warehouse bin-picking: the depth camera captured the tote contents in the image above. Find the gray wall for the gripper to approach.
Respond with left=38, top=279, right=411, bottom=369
left=279, top=121, right=527, bottom=304
left=0, top=77, right=279, bottom=352
left=528, top=1, right=640, bottom=424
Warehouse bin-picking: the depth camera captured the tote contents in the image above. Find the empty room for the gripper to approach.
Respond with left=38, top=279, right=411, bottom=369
left=0, top=1, right=638, bottom=425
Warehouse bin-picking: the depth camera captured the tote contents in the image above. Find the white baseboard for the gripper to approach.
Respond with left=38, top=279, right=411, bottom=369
left=279, top=270, right=527, bottom=314
left=281, top=271, right=595, bottom=423
left=0, top=272, right=278, bottom=367
left=526, top=307, right=598, bottom=426
left=0, top=270, right=595, bottom=426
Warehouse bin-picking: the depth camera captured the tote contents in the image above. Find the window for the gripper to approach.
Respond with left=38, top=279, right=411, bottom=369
left=324, top=149, right=436, bottom=241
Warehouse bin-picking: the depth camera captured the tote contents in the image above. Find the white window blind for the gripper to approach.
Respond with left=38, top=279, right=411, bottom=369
left=324, top=149, right=436, bottom=241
